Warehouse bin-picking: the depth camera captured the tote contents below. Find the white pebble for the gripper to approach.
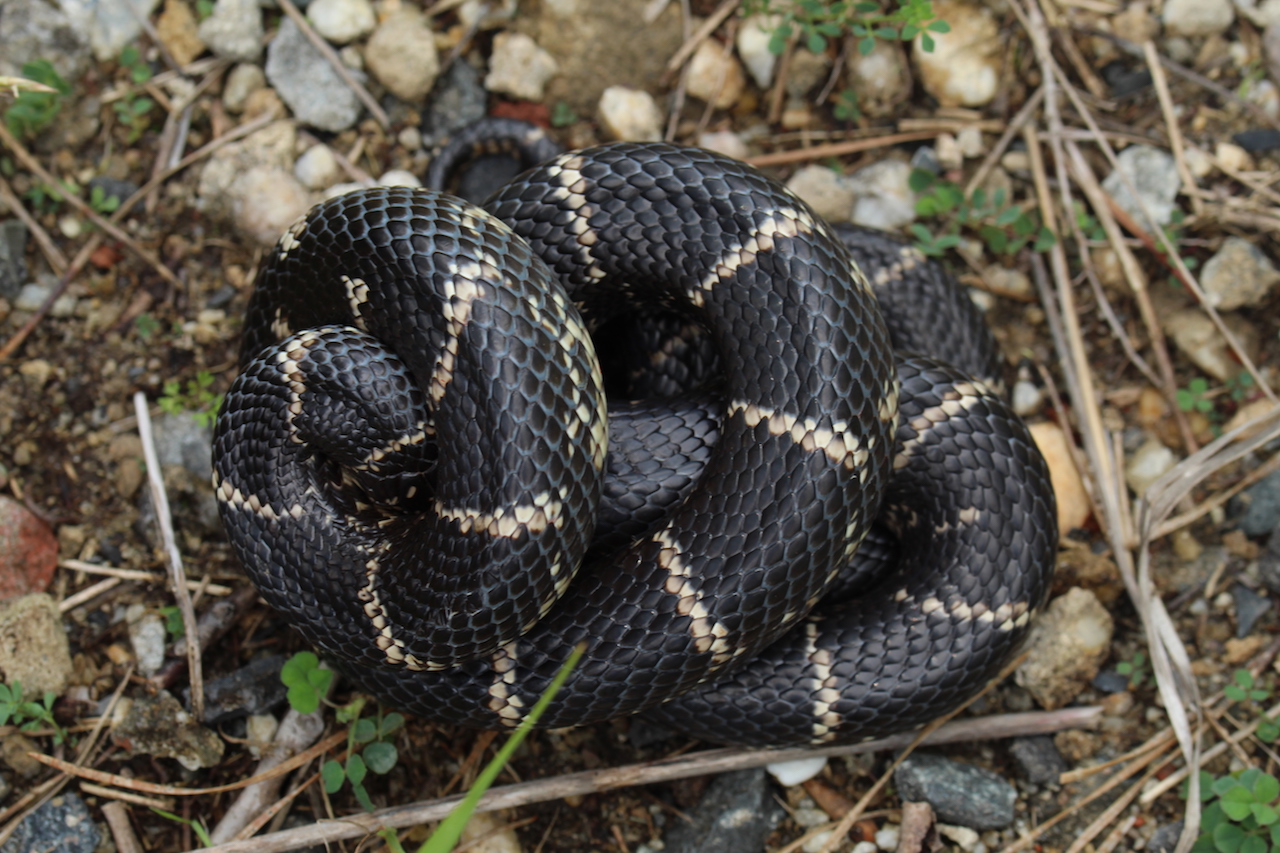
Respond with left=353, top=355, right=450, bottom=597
left=378, top=169, right=421, bottom=188
left=766, top=756, right=827, bottom=786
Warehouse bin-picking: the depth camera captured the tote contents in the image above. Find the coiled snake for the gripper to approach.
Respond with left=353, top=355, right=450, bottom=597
left=212, top=142, right=1057, bottom=747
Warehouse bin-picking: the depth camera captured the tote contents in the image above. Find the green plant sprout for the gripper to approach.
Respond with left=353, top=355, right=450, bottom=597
left=323, top=698, right=404, bottom=812
left=1176, top=377, right=1215, bottom=416
left=1115, top=650, right=1150, bottom=689
left=1224, top=669, right=1279, bottom=743
left=151, top=808, right=214, bottom=846
left=158, top=371, right=224, bottom=428
left=3, top=60, right=70, bottom=139
left=113, top=47, right=156, bottom=143
left=281, top=651, right=334, bottom=715
left=89, top=184, right=121, bottom=214
left=1190, top=768, right=1280, bottom=853
left=907, top=168, right=1055, bottom=258
left=0, top=681, right=68, bottom=745
left=743, top=0, right=949, bottom=57
left=380, top=643, right=584, bottom=853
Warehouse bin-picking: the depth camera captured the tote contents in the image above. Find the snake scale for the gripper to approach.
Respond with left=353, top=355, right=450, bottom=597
left=212, top=140, right=1057, bottom=747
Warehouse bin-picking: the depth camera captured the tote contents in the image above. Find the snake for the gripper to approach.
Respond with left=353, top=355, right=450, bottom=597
left=212, top=140, right=1057, bottom=747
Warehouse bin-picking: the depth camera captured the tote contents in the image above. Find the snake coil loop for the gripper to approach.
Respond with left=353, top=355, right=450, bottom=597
left=213, top=143, right=1056, bottom=746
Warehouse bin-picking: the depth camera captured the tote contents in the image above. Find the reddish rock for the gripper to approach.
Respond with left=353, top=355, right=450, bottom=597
left=0, top=497, right=57, bottom=600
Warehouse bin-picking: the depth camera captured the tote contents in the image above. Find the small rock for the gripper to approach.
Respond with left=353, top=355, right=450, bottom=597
left=420, top=60, right=488, bottom=148
left=1233, top=128, right=1280, bottom=152
left=156, top=0, right=204, bottom=67
left=153, top=411, right=215, bottom=482
left=14, top=283, right=75, bottom=317
left=844, top=40, right=911, bottom=117
left=1148, top=821, right=1184, bottom=853
left=245, top=713, right=278, bottom=757
left=294, top=144, right=342, bottom=191
left=2, top=732, right=44, bottom=777
left=112, top=691, right=225, bottom=770
left=306, top=0, right=374, bottom=44
left=847, top=159, right=916, bottom=230
left=378, top=169, right=420, bottom=188
left=1016, top=587, right=1114, bottom=711
left=1012, top=379, right=1043, bottom=417
left=737, top=13, right=780, bottom=89
left=0, top=594, right=73, bottom=697
left=0, top=219, right=28, bottom=302
left=1233, top=584, right=1271, bottom=637
left=1165, top=309, right=1259, bottom=382
left=1162, top=0, right=1235, bottom=36
left=1008, top=736, right=1067, bottom=786
left=661, top=769, right=786, bottom=853
left=938, top=824, right=981, bottom=851
left=1027, top=422, right=1091, bottom=535
left=266, top=17, right=364, bottom=132
left=190, top=654, right=289, bottom=724
left=1200, top=236, right=1280, bottom=310
left=1215, top=141, right=1254, bottom=172
left=1101, top=145, right=1180, bottom=232
left=766, top=756, right=827, bottom=786
left=198, top=0, right=264, bottom=62
left=957, top=127, right=984, bottom=159
left=935, top=133, right=963, bottom=171
left=0, top=793, right=98, bottom=853
left=697, top=131, right=749, bottom=161
left=125, top=603, right=167, bottom=676
left=982, top=265, right=1032, bottom=299
left=894, top=752, right=1016, bottom=830
left=598, top=86, right=663, bottom=142
left=457, top=811, right=523, bottom=853
left=0, top=497, right=58, bottom=599
left=785, top=48, right=830, bottom=98
left=234, top=166, right=315, bottom=248
left=485, top=31, right=558, bottom=102
left=1126, top=437, right=1177, bottom=497
left=685, top=39, right=746, bottom=110
left=0, top=0, right=89, bottom=84
left=786, top=165, right=856, bottom=224
left=913, top=0, right=1001, bottom=108
left=58, top=0, right=161, bottom=61
left=365, top=8, right=439, bottom=102
left=1092, top=669, right=1131, bottom=693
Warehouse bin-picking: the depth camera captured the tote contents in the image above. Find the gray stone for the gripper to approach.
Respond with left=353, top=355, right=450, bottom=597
left=1200, top=237, right=1280, bottom=310
left=56, top=0, right=160, bottom=62
left=1147, top=821, right=1184, bottom=853
left=894, top=752, right=1017, bottom=830
left=306, top=0, right=374, bottom=44
left=0, top=793, right=98, bottom=853
left=1231, top=468, right=1280, bottom=536
left=0, top=221, right=28, bottom=302
left=1008, top=736, right=1067, bottom=786
left=0, top=0, right=88, bottom=82
left=420, top=60, right=488, bottom=149
left=1101, top=145, right=1180, bottom=232
left=662, top=769, right=785, bottom=853
left=0, top=594, right=73, bottom=698
left=265, top=17, right=363, bottom=132
left=153, top=411, right=214, bottom=481
left=1233, top=583, right=1272, bottom=636
left=198, top=0, right=264, bottom=62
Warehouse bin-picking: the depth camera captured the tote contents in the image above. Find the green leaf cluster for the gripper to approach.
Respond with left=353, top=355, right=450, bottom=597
left=1176, top=377, right=1214, bottom=415
left=159, top=370, right=224, bottom=428
left=1225, top=670, right=1280, bottom=743
left=280, top=651, right=334, bottom=715
left=1192, top=769, right=1280, bottom=853
left=743, top=0, right=949, bottom=58
left=113, top=47, right=156, bottom=143
left=0, top=681, right=67, bottom=745
left=1115, top=650, right=1149, bottom=689
left=4, top=60, right=71, bottom=139
left=323, top=698, right=404, bottom=812
left=907, top=168, right=1055, bottom=258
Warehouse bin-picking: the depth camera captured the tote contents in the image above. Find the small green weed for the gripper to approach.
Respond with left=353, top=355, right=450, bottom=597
left=281, top=651, right=334, bottom=715
left=1190, top=768, right=1280, bottom=853
left=158, top=370, right=224, bottom=427
left=744, top=0, right=949, bottom=56
left=907, top=168, right=1055, bottom=258
left=1225, top=669, right=1280, bottom=743
left=4, top=59, right=71, bottom=139
left=324, top=699, right=404, bottom=812
left=151, top=808, right=213, bottom=846
left=380, top=643, right=584, bottom=853
left=89, top=184, right=121, bottom=214
left=1115, top=650, right=1149, bottom=689
left=1176, top=377, right=1215, bottom=417
left=134, top=313, right=162, bottom=341
left=1228, top=370, right=1257, bottom=404
left=113, top=47, right=156, bottom=143
left=549, top=101, right=578, bottom=128
left=0, top=681, right=67, bottom=745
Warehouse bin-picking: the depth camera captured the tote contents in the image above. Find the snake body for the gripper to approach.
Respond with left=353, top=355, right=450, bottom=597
left=213, top=142, right=1057, bottom=746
